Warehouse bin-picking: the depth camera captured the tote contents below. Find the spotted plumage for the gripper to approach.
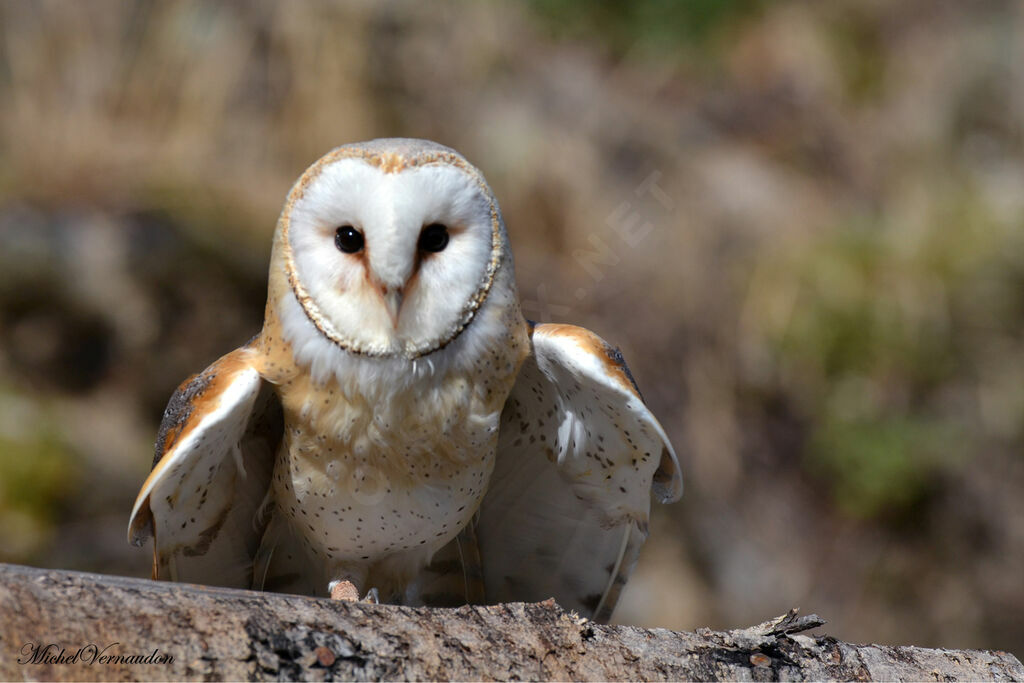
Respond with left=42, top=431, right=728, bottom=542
left=128, top=138, right=681, bottom=621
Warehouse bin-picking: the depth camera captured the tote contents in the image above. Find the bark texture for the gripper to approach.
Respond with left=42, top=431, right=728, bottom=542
left=0, top=563, right=1020, bottom=681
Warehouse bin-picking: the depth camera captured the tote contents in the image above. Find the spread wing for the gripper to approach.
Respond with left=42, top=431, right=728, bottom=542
left=474, top=322, right=681, bottom=622
left=127, top=342, right=282, bottom=589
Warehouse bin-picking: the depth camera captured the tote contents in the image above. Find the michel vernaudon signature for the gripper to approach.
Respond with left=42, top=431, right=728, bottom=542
left=18, top=642, right=173, bottom=666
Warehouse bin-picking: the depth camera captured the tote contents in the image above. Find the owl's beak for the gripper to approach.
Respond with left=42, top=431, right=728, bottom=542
left=369, top=273, right=405, bottom=328
left=382, top=288, right=403, bottom=328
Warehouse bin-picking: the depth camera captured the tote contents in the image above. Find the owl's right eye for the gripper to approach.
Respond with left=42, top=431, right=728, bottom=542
left=335, top=226, right=364, bottom=253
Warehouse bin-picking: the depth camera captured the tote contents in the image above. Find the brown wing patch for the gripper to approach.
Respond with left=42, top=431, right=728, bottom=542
left=151, top=371, right=203, bottom=470
left=129, top=343, right=260, bottom=544
left=151, top=344, right=258, bottom=470
left=533, top=323, right=644, bottom=401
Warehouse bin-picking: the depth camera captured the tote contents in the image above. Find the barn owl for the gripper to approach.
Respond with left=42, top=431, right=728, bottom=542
left=127, top=138, right=681, bottom=622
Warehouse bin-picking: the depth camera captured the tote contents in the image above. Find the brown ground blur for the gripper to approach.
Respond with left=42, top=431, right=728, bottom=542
left=1, top=0, right=1022, bottom=656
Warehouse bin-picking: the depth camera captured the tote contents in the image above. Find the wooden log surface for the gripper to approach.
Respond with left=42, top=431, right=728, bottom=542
left=0, top=563, right=1020, bottom=681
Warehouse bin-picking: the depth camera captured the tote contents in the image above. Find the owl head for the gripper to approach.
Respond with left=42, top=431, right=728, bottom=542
left=271, top=139, right=510, bottom=363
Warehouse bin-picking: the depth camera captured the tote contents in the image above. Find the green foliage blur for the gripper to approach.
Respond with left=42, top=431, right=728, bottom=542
left=747, top=190, right=1024, bottom=517
left=0, top=388, right=79, bottom=560
left=527, top=0, right=766, bottom=53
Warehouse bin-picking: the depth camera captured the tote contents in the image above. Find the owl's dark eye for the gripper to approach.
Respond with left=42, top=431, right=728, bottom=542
left=335, top=226, right=364, bottom=253
left=418, top=223, right=449, bottom=253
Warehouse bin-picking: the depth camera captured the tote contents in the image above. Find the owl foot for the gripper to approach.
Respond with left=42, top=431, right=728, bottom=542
left=363, top=587, right=380, bottom=604
left=328, top=579, right=360, bottom=601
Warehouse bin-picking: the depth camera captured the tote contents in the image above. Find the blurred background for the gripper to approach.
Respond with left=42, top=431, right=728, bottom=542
left=1, top=0, right=1023, bottom=656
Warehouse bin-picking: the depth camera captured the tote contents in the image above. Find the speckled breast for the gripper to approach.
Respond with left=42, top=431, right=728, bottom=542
left=270, top=368, right=506, bottom=570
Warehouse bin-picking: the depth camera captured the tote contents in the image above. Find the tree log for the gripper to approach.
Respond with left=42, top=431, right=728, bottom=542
left=0, top=564, right=1019, bottom=681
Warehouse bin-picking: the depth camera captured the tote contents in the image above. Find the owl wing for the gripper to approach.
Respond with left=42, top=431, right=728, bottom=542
left=127, top=342, right=283, bottom=589
left=474, top=322, right=681, bottom=622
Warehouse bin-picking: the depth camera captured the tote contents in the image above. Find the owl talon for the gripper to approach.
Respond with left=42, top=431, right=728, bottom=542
left=328, top=579, right=360, bottom=601
left=363, top=587, right=380, bottom=604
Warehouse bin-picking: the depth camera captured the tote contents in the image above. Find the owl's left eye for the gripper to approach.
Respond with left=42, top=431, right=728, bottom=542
left=418, top=223, right=449, bottom=253
left=335, top=226, right=364, bottom=253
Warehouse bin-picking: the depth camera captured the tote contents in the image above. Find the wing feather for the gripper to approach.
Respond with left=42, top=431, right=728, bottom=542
left=127, top=343, right=282, bottom=589
left=475, top=322, right=681, bottom=621
left=403, top=523, right=486, bottom=607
